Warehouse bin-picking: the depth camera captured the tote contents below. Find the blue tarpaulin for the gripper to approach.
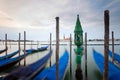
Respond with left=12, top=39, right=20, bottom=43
left=0, top=50, right=19, bottom=60
left=93, top=50, right=120, bottom=80
left=34, top=50, right=69, bottom=80
left=0, top=49, right=33, bottom=68
left=3, top=50, right=52, bottom=79
left=109, top=50, right=120, bottom=63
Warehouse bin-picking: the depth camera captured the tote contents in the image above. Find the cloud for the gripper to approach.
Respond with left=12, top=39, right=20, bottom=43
left=0, top=11, right=22, bottom=28
left=0, top=0, right=120, bottom=40
left=0, top=0, right=102, bottom=29
left=104, top=0, right=120, bottom=9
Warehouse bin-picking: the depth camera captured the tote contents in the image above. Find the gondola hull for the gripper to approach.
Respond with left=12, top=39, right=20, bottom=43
left=0, top=50, right=19, bottom=60
left=3, top=50, right=52, bottom=80
left=93, top=50, right=120, bottom=80
left=34, top=50, right=69, bottom=80
left=0, top=49, right=33, bottom=72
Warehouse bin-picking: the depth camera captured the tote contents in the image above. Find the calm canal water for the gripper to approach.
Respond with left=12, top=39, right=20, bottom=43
left=0, top=41, right=120, bottom=80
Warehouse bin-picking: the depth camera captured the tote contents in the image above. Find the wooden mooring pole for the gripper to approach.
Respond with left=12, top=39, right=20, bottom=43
left=18, top=33, right=21, bottom=66
left=2, top=39, right=4, bottom=45
left=50, top=33, right=52, bottom=67
left=70, top=34, right=72, bottom=80
left=24, top=31, right=26, bottom=66
left=3, top=40, right=4, bottom=45
left=9, top=40, right=11, bottom=49
left=37, top=40, right=39, bottom=49
left=112, top=31, right=114, bottom=63
left=31, top=40, right=32, bottom=49
left=5, top=34, right=7, bottom=56
left=103, top=10, right=109, bottom=80
left=85, top=32, right=88, bottom=80
left=56, top=17, right=59, bottom=80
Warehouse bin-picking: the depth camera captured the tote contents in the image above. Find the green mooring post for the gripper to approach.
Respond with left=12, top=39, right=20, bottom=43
left=74, top=15, right=83, bottom=80
left=74, top=15, right=83, bottom=55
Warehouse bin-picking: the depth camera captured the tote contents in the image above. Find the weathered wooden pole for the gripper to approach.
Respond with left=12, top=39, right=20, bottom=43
left=50, top=33, right=52, bottom=67
left=24, top=31, right=26, bottom=66
left=37, top=40, right=39, bottom=49
left=70, top=34, right=72, bottom=80
left=56, top=17, right=59, bottom=80
left=85, top=32, right=88, bottom=80
left=9, top=40, right=11, bottom=49
left=18, top=33, right=21, bottom=66
left=112, top=31, right=114, bottom=63
left=103, top=10, right=109, bottom=80
left=5, top=34, right=7, bottom=56
left=2, top=39, right=4, bottom=45
left=31, top=40, right=32, bottom=49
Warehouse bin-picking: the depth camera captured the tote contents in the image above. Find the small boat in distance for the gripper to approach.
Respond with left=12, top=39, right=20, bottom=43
left=34, top=50, right=69, bottom=80
left=93, top=50, right=120, bottom=80
left=0, top=50, right=19, bottom=60
left=37, top=46, right=48, bottom=51
left=25, top=46, right=48, bottom=53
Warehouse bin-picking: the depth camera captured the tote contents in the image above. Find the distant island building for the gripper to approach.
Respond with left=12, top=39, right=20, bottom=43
left=52, top=34, right=71, bottom=42
left=55, top=34, right=71, bottom=42
left=63, top=34, right=70, bottom=41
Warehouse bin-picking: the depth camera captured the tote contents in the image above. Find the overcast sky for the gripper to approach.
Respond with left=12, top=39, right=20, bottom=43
left=0, top=0, right=120, bottom=41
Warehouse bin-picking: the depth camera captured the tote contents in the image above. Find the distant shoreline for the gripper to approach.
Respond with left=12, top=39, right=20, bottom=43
left=1, top=39, right=120, bottom=42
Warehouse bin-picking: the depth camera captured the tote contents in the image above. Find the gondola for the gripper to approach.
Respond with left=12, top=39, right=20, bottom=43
left=34, top=50, right=69, bottom=80
left=0, top=47, right=8, bottom=54
left=109, top=50, right=120, bottom=63
left=0, top=49, right=34, bottom=72
left=3, top=50, right=52, bottom=80
left=25, top=46, right=48, bottom=53
left=93, top=50, right=120, bottom=80
left=0, top=50, right=19, bottom=60
left=37, top=46, right=48, bottom=51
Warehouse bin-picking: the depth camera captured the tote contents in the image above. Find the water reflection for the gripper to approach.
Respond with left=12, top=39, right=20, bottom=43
left=75, top=49, right=83, bottom=80
left=75, top=64, right=83, bottom=80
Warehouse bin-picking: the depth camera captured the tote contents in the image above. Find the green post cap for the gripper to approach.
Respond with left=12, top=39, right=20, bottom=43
left=74, top=15, right=83, bottom=46
left=74, top=15, right=83, bottom=34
